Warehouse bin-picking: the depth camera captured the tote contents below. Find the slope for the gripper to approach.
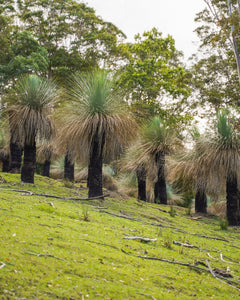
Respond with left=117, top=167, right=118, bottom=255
left=0, top=173, right=240, bottom=299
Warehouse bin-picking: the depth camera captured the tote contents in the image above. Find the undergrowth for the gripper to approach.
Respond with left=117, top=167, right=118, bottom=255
left=0, top=173, right=240, bottom=299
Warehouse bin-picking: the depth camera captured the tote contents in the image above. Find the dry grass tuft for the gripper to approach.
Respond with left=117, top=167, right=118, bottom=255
left=208, top=200, right=226, bottom=218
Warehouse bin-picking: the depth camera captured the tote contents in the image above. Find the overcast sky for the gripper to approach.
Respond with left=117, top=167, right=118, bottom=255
left=85, top=0, right=207, bottom=61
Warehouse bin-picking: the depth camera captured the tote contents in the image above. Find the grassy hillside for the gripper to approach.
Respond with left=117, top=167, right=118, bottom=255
left=0, top=173, right=240, bottom=299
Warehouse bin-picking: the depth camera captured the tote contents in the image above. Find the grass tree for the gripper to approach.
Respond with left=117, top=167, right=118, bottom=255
left=0, top=122, right=10, bottom=172
left=181, top=110, right=240, bottom=225
left=55, top=123, right=76, bottom=182
left=64, top=150, right=75, bottom=182
left=7, top=75, right=59, bottom=183
left=138, top=116, right=181, bottom=204
left=64, top=70, right=135, bottom=198
left=122, top=140, right=147, bottom=201
left=37, top=141, right=57, bottom=177
left=168, top=153, right=208, bottom=213
left=197, top=110, right=240, bottom=226
left=168, top=129, right=208, bottom=214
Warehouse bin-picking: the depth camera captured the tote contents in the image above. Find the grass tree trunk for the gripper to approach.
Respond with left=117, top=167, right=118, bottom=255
left=64, top=152, right=74, bottom=182
left=136, top=166, right=146, bottom=201
left=154, top=152, right=167, bottom=204
left=42, top=160, right=51, bottom=177
left=9, top=137, right=23, bottom=173
left=226, top=175, right=240, bottom=226
left=88, top=133, right=105, bottom=198
left=195, top=186, right=207, bottom=214
left=21, top=141, right=36, bottom=183
left=2, top=155, right=10, bottom=172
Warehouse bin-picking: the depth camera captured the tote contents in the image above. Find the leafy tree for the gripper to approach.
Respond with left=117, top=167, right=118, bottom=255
left=0, top=121, right=10, bottom=172
left=190, top=54, right=240, bottom=110
left=15, top=0, right=126, bottom=82
left=117, top=28, right=191, bottom=124
left=1, top=30, right=49, bottom=89
left=63, top=70, right=135, bottom=197
left=191, top=0, right=240, bottom=109
left=6, top=75, right=59, bottom=183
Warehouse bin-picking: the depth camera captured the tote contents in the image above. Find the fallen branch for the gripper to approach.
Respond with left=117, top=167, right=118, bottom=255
left=228, top=244, right=240, bottom=250
left=121, top=249, right=208, bottom=273
left=175, top=229, right=229, bottom=242
left=100, top=210, right=229, bottom=242
left=173, top=240, right=199, bottom=249
left=72, top=194, right=110, bottom=201
left=26, top=252, right=68, bottom=262
left=99, top=210, right=139, bottom=221
left=147, top=204, right=202, bottom=220
left=123, top=236, right=157, bottom=242
left=206, top=260, right=240, bottom=291
left=0, top=188, right=109, bottom=201
left=0, top=262, right=6, bottom=269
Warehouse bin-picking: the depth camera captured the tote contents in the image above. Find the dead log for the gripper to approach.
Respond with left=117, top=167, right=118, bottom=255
left=123, top=236, right=157, bottom=242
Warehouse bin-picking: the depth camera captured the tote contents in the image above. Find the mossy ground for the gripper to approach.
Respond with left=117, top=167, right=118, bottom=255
left=0, top=173, right=240, bottom=299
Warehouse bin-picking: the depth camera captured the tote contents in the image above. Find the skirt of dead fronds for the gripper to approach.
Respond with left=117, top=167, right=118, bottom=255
left=208, top=200, right=226, bottom=218
left=50, top=169, right=64, bottom=180
left=75, top=167, right=118, bottom=191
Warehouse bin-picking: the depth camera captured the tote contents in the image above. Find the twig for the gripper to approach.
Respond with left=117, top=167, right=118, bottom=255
left=147, top=205, right=168, bottom=213
left=220, top=253, right=234, bottom=264
left=138, top=292, right=157, bottom=300
left=0, top=188, right=109, bottom=201
left=228, top=244, right=240, bottom=250
left=0, top=262, right=6, bottom=269
left=25, top=252, right=68, bottom=262
left=221, top=255, right=240, bottom=264
left=79, top=238, right=119, bottom=250
left=123, top=236, right=157, bottom=242
left=207, top=253, right=218, bottom=260
left=206, top=260, right=240, bottom=291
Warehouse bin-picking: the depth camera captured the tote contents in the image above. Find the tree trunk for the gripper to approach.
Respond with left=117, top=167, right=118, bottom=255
left=88, top=133, right=105, bottom=198
left=228, top=0, right=240, bottom=86
left=64, top=152, right=74, bottom=182
left=226, top=175, right=240, bottom=226
left=154, top=152, right=167, bottom=204
left=195, top=187, right=207, bottom=214
left=21, top=141, right=36, bottom=183
left=42, top=160, right=51, bottom=177
left=2, top=155, right=10, bottom=172
left=136, top=166, right=146, bottom=201
left=9, top=137, right=23, bottom=173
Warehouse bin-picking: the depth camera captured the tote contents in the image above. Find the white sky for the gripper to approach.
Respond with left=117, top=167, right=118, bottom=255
left=85, top=0, right=207, bottom=61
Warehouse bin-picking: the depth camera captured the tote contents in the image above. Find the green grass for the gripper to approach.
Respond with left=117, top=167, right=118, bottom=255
left=0, top=173, right=240, bottom=299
